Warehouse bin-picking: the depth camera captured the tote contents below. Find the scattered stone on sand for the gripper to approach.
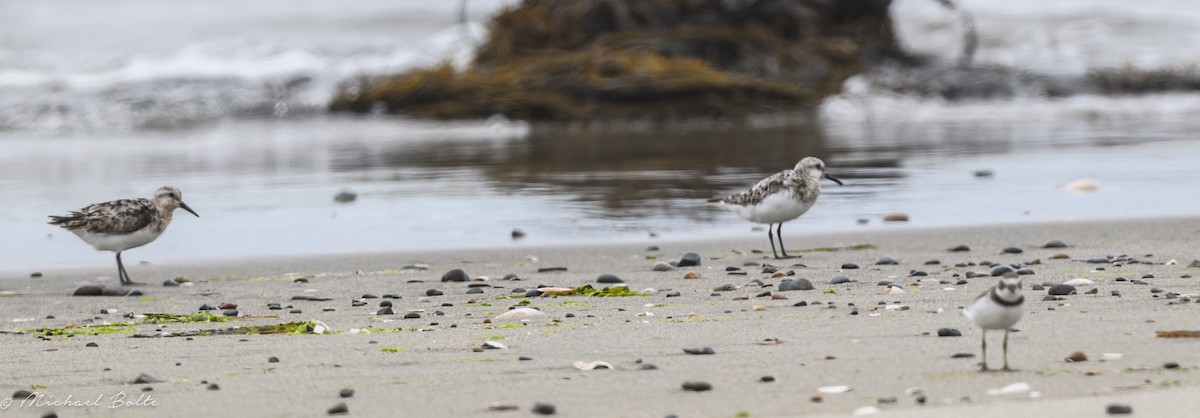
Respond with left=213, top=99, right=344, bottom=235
left=1163, top=362, right=1180, bottom=369
left=218, top=303, right=237, bottom=310
left=327, top=402, right=349, bottom=415
left=596, top=274, right=624, bottom=284
left=683, top=347, right=715, bottom=355
left=676, top=252, right=702, bottom=267
left=85, top=342, right=99, bottom=347
left=640, top=363, right=658, bottom=370
left=163, top=279, right=179, bottom=287
left=683, top=272, right=702, bottom=279
left=883, top=213, right=909, bottom=222
left=665, top=290, right=681, bottom=297
left=1017, top=267, right=1035, bottom=275
left=488, top=402, right=519, bottom=411
left=1002, top=246, right=1023, bottom=254
left=1188, top=259, right=1200, bottom=268
left=681, top=381, right=713, bottom=392
left=537, top=267, right=568, bottom=273
left=466, top=288, right=484, bottom=294
left=779, top=279, right=814, bottom=291
left=841, top=263, right=860, bottom=270
left=222, top=309, right=238, bottom=317
left=1031, top=284, right=1044, bottom=291
left=1042, top=239, right=1068, bottom=248
left=333, top=190, right=357, bottom=203
left=404, top=312, right=421, bottom=319
left=1106, top=404, right=1133, bottom=415
left=924, top=259, right=940, bottom=265
left=652, top=261, right=675, bottom=271
left=442, top=268, right=469, bottom=282
left=948, top=244, right=970, bottom=252
left=426, top=289, right=443, bottom=296
left=531, top=403, right=556, bottom=415
left=1065, top=351, right=1088, bottom=362
left=1047, top=253, right=1069, bottom=260
left=810, top=394, right=823, bottom=403
left=511, top=229, right=526, bottom=240
left=829, top=276, right=850, bottom=284
left=951, top=353, right=975, bottom=359
left=857, top=218, right=869, bottom=225
left=207, top=383, right=220, bottom=391
left=974, top=169, right=994, bottom=178
left=875, top=257, right=898, bottom=265
left=338, top=388, right=354, bottom=398
left=760, top=376, right=776, bottom=383
left=377, top=307, right=394, bottom=315
left=991, top=265, right=1015, bottom=276
left=1049, top=284, right=1077, bottom=296
left=132, top=373, right=162, bottom=384
left=937, top=328, right=962, bottom=337
left=72, top=285, right=104, bottom=296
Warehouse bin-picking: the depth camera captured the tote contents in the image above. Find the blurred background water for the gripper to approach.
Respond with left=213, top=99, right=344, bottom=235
left=2, top=0, right=1199, bottom=270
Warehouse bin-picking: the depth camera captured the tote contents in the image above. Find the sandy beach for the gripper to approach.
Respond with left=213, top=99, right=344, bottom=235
left=2, top=216, right=1199, bottom=418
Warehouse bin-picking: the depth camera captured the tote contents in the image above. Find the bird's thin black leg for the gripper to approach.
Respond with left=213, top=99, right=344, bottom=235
left=767, top=224, right=780, bottom=259
left=1001, top=329, right=1012, bottom=372
left=777, top=223, right=789, bottom=258
left=980, top=330, right=989, bottom=372
left=117, top=252, right=142, bottom=286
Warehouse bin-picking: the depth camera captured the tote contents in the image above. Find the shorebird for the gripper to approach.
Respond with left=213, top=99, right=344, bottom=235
left=49, top=186, right=199, bottom=286
left=964, top=274, right=1025, bottom=371
left=708, top=157, right=842, bottom=259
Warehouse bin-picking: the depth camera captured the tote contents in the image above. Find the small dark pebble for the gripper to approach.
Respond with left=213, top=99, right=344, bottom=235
left=132, top=373, right=162, bottom=384
left=779, top=278, right=814, bottom=291
left=991, top=265, right=1015, bottom=276
left=218, top=302, right=237, bottom=309
left=532, top=403, right=556, bottom=415
left=339, top=388, right=354, bottom=398
left=1085, top=288, right=1099, bottom=295
left=1164, top=362, right=1180, bottom=369
left=537, top=267, right=568, bottom=273
left=841, top=263, right=859, bottom=269
left=683, top=347, right=715, bottom=355
left=466, top=288, right=484, bottom=294
left=1142, top=274, right=1154, bottom=279
left=665, top=290, right=681, bottom=297
left=955, top=279, right=968, bottom=285
left=163, top=279, right=179, bottom=287
left=910, top=270, right=928, bottom=277
left=441, top=268, right=469, bottom=282
left=519, top=356, right=533, bottom=361
left=875, top=257, right=898, bottom=265
left=1042, top=239, right=1068, bottom=248
left=878, top=397, right=898, bottom=404
left=294, top=278, right=309, bottom=283
left=72, top=285, right=104, bottom=296
left=351, top=300, right=367, bottom=307
left=829, top=276, right=851, bottom=284
left=951, top=352, right=975, bottom=358
left=597, top=274, right=624, bottom=284
left=965, top=271, right=988, bottom=278
left=1031, top=284, right=1045, bottom=291
left=676, top=252, right=702, bottom=267
left=916, top=395, right=927, bottom=405
left=760, top=376, right=775, bottom=383
left=1002, top=247, right=1023, bottom=254
left=640, top=363, right=658, bottom=370
left=948, top=245, right=970, bottom=252
left=1106, top=404, right=1133, bottom=415
left=924, top=260, right=940, bottom=265
left=937, top=328, right=962, bottom=337
left=1048, top=284, right=1076, bottom=296
left=511, top=229, right=526, bottom=239
left=328, top=402, right=349, bottom=415
left=86, top=342, right=99, bottom=347
left=681, top=381, right=712, bottom=392
left=426, top=289, right=443, bottom=296
left=404, top=312, right=421, bottom=319
left=268, top=356, right=279, bottom=363
left=1016, top=268, right=1035, bottom=275
left=793, top=301, right=807, bottom=307
left=207, top=383, right=220, bottom=391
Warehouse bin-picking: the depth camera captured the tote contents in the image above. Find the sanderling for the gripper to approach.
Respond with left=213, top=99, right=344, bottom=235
left=708, top=157, right=842, bottom=259
left=49, top=186, right=199, bottom=286
left=963, top=274, right=1025, bottom=371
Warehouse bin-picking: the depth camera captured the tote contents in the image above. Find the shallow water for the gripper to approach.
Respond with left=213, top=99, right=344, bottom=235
left=3, top=0, right=1200, bottom=270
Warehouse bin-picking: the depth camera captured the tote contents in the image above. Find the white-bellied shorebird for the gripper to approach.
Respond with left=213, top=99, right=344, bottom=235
left=964, top=274, right=1025, bottom=371
left=49, top=186, right=198, bottom=286
left=708, top=157, right=842, bottom=259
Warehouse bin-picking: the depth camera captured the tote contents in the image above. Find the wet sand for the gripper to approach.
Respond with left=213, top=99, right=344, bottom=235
left=1, top=216, right=1199, bottom=417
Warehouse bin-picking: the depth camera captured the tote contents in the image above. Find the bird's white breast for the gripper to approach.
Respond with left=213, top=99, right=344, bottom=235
left=729, top=190, right=815, bottom=224
left=964, top=296, right=1024, bottom=330
left=73, top=227, right=163, bottom=252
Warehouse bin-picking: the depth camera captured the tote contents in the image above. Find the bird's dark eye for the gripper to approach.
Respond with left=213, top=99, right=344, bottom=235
left=168, top=193, right=177, bottom=199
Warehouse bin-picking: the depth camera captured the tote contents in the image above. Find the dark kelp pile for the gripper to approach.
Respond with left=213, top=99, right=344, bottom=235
left=329, top=0, right=907, bottom=121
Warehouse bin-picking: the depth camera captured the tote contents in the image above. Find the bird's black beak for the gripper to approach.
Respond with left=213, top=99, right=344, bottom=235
left=824, top=173, right=844, bottom=186
left=180, top=201, right=199, bottom=217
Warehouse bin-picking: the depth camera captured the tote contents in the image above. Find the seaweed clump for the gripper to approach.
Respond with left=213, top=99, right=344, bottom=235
left=330, top=0, right=906, bottom=121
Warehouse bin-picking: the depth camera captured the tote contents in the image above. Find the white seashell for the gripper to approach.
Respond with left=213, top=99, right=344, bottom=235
left=943, top=288, right=956, bottom=291
left=1102, top=353, right=1123, bottom=360
left=1166, top=259, right=1178, bottom=266
left=818, top=385, right=852, bottom=394
left=853, top=406, right=880, bottom=415
left=987, top=382, right=1031, bottom=396
left=885, top=287, right=906, bottom=294
left=573, top=360, right=614, bottom=371
left=537, top=287, right=576, bottom=296
left=311, top=321, right=329, bottom=334
left=884, top=304, right=905, bottom=311
left=10, top=318, right=34, bottom=323
left=1063, top=278, right=1095, bottom=286
left=483, top=340, right=507, bottom=349
left=495, top=307, right=546, bottom=320
left=642, top=288, right=657, bottom=295
left=1064, top=179, right=1099, bottom=193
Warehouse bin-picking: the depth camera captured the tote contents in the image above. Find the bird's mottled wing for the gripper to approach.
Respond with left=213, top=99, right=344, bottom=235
left=48, top=198, right=156, bottom=234
left=716, top=170, right=804, bottom=206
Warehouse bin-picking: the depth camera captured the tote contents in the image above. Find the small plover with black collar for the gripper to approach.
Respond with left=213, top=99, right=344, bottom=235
left=964, top=273, right=1025, bottom=371
left=708, top=157, right=842, bottom=259
left=49, top=186, right=199, bottom=286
